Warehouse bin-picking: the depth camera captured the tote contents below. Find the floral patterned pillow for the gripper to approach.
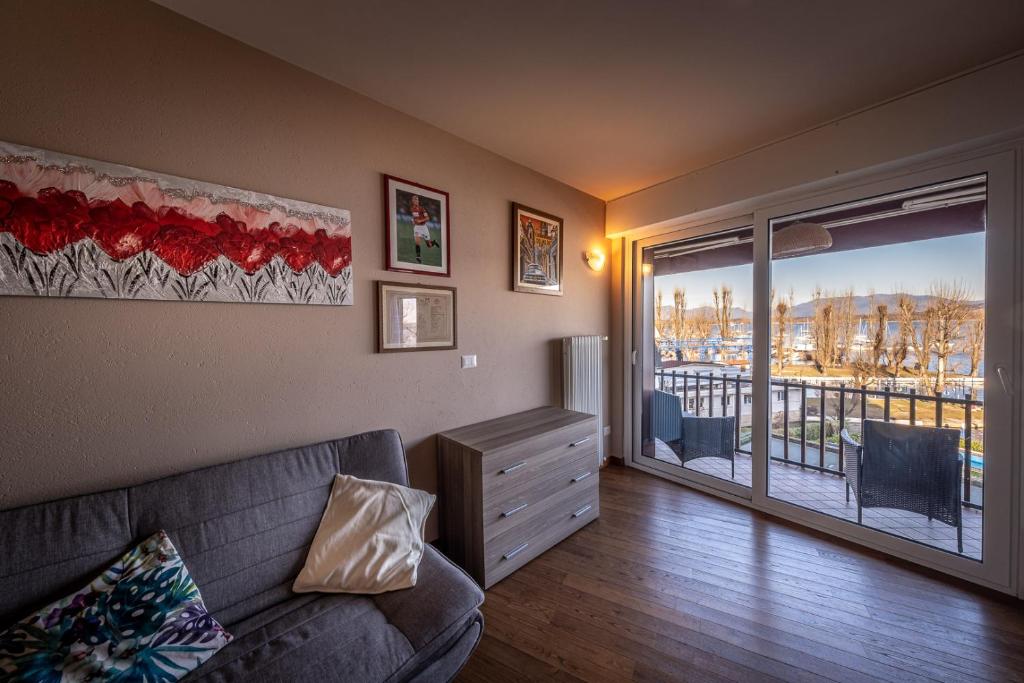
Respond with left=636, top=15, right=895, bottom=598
left=0, top=530, right=231, bottom=682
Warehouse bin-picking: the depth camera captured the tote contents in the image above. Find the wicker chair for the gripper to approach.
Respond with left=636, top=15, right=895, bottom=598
left=652, top=389, right=736, bottom=478
left=840, top=419, right=963, bottom=553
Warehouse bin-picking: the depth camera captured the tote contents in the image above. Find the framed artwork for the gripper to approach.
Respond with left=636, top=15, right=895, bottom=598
left=383, top=175, right=450, bottom=277
left=377, top=281, right=457, bottom=352
left=512, top=202, right=563, bottom=296
left=0, top=140, right=352, bottom=305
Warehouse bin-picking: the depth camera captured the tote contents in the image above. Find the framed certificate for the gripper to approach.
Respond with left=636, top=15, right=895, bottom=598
left=377, top=281, right=457, bottom=352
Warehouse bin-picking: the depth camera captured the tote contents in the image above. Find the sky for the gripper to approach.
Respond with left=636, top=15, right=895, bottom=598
left=655, top=232, right=985, bottom=310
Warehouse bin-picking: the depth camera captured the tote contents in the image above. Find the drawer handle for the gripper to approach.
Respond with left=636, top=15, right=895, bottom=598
left=571, top=471, right=593, bottom=484
left=501, top=502, right=529, bottom=518
left=502, top=542, right=529, bottom=561
left=572, top=504, right=593, bottom=518
left=569, top=436, right=592, bottom=448
left=500, top=461, right=527, bottom=475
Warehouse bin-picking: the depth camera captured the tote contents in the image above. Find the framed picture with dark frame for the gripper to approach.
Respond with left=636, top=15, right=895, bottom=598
left=384, top=174, right=451, bottom=277
left=377, top=281, right=457, bottom=353
left=512, top=202, right=563, bottom=296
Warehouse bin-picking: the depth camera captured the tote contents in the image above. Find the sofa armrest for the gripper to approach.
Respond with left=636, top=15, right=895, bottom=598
left=373, top=546, right=484, bottom=651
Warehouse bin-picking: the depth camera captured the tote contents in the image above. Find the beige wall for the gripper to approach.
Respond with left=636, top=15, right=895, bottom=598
left=0, top=0, right=610, bottom=539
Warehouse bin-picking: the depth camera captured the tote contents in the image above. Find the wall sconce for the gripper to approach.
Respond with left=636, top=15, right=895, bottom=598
left=584, top=249, right=606, bottom=272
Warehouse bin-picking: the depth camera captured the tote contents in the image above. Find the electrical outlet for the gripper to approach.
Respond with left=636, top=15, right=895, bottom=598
left=460, top=354, right=477, bottom=369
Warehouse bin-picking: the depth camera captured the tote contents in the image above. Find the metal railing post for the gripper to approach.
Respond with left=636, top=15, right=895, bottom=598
left=963, top=393, right=972, bottom=504
left=860, top=384, right=867, bottom=437
left=838, top=383, right=846, bottom=474
left=800, top=380, right=807, bottom=465
left=735, top=376, right=741, bottom=448
left=819, top=386, right=826, bottom=470
left=782, top=381, right=790, bottom=461
left=935, top=392, right=943, bottom=427
left=909, top=388, right=916, bottom=425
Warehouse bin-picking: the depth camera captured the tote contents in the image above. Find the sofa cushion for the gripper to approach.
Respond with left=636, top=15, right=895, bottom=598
left=374, top=546, right=484, bottom=681
left=373, top=546, right=483, bottom=652
left=293, top=475, right=436, bottom=595
left=128, top=430, right=412, bottom=627
left=0, top=490, right=132, bottom=628
left=1, top=530, right=231, bottom=682
left=185, top=592, right=413, bottom=682
left=185, top=546, right=483, bottom=682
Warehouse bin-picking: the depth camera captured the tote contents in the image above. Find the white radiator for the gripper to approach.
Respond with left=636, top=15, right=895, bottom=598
left=562, top=335, right=604, bottom=462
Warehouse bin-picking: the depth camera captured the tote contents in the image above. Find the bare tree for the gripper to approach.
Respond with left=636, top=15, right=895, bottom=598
left=846, top=356, right=876, bottom=422
left=929, top=280, right=972, bottom=394
left=836, top=288, right=858, bottom=366
left=671, top=287, right=687, bottom=359
left=869, top=302, right=889, bottom=371
left=690, top=309, right=715, bottom=358
left=655, top=290, right=668, bottom=340
left=888, top=294, right=912, bottom=378
left=712, top=284, right=734, bottom=340
left=810, top=287, right=838, bottom=372
left=899, top=295, right=936, bottom=376
left=964, top=313, right=985, bottom=377
left=889, top=294, right=916, bottom=378
left=773, top=289, right=792, bottom=373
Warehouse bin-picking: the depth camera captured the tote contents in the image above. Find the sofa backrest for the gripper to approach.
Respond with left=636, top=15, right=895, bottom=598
left=0, top=429, right=409, bottom=629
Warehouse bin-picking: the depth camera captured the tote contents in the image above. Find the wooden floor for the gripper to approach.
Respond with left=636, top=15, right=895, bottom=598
left=456, top=465, right=1024, bottom=683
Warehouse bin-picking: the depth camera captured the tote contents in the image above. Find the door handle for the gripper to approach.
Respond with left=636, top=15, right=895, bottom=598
left=571, top=471, right=593, bottom=484
left=996, top=365, right=1013, bottom=397
left=500, top=461, right=527, bottom=475
left=570, top=437, right=591, bottom=447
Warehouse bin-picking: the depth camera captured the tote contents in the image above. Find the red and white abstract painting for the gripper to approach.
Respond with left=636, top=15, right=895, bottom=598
left=0, top=141, right=352, bottom=305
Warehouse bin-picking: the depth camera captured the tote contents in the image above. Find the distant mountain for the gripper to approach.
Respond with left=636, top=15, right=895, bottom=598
left=658, top=293, right=982, bottom=322
left=788, top=293, right=983, bottom=319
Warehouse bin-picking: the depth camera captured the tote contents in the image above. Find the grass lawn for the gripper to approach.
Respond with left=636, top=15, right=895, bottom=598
left=395, top=217, right=443, bottom=268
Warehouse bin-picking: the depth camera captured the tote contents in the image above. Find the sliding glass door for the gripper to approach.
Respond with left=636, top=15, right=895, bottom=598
left=632, top=151, right=1016, bottom=589
left=634, top=219, right=754, bottom=498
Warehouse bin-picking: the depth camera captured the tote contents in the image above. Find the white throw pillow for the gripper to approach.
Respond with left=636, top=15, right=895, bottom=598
left=293, top=474, right=436, bottom=594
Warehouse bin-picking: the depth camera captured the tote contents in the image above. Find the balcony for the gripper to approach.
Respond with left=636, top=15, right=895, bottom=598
left=651, top=369, right=983, bottom=560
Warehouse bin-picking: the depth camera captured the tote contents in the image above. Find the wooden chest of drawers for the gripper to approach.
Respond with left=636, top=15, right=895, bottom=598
left=438, top=406, right=599, bottom=588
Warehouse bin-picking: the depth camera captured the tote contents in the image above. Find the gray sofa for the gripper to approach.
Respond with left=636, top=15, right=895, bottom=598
left=0, top=430, right=484, bottom=681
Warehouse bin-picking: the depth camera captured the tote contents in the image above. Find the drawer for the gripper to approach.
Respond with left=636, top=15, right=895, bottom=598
left=482, top=451, right=596, bottom=540
left=482, top=419, right=596, bottom=492
left=484, top=481, right=598, bottom=587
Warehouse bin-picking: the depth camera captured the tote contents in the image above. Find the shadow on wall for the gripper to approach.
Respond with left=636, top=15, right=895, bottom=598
left=549, top=338, right=564, bottom=408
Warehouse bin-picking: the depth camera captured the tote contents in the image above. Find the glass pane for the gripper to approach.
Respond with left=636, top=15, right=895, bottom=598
left=768, top=176, right=985, bottom=560
left=640, top=227, right=754, bottom=489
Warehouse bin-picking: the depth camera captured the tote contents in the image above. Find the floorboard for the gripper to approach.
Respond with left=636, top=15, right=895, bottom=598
left=456, top=465, right=1024, bottom=683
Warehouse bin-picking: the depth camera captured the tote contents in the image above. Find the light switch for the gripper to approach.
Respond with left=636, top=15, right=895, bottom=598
left=461, top=354, right=478, bottom=369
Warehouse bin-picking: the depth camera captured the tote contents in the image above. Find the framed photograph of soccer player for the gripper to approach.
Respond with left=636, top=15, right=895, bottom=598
left=384, top=175, right=450, bottom=277
left=512, top=202, right=563, bottom=296
left=377, top=281, right=457, bottom=352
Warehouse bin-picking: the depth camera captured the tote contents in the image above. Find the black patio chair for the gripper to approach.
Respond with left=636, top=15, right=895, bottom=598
left=840, top=419, right=963, bottom=553
left=652, top=389, right=736, bottom=478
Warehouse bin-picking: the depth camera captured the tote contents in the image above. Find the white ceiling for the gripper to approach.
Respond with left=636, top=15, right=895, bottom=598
left=155, top=0, right=1024, bottom=200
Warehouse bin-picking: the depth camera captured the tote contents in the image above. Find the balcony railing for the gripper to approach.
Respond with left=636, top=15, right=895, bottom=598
left=654, top=368, right=984, bottom=510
